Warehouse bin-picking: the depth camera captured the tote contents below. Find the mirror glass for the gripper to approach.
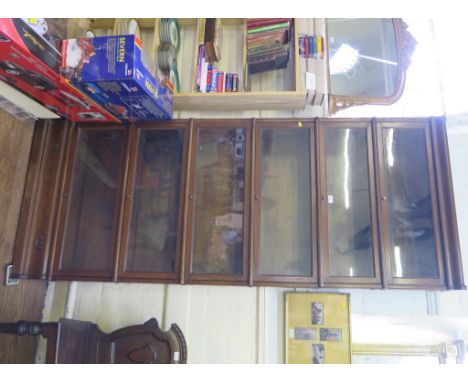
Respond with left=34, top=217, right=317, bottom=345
left=327, top=18, right=399, bottom=98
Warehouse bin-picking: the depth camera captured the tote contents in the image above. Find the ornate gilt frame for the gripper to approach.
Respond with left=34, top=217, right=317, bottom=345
left=326, top=19, right=417, bottom=115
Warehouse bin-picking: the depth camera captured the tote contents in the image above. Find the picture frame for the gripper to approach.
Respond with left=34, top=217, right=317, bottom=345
left=285, top=292, right=351, bottom=364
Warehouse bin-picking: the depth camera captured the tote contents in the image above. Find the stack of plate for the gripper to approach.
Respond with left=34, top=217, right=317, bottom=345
left=158, top=18, right=180, bottom=92
left=113, top=18, right=141, bottom=40
left=159, top=18, right=180, bottom=52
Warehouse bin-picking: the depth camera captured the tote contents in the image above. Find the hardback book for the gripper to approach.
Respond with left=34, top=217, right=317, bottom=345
left=204, top=18, right=222, bottom=62
left=246, top=18, right=291, bottom=29
left=225, top=73, right=233, bottom=92
left=247, top=21, right=291, bottom=35
left=216, top=71, right=224, bottom=92
left=248, top=50, right=289, bottom=75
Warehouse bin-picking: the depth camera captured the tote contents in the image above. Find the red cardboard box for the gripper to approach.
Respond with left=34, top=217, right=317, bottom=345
left=0, top=18, right=119, bottom=122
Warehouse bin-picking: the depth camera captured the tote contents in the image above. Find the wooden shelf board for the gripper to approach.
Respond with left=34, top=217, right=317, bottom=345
left=174, top=91, right=307, bottom=111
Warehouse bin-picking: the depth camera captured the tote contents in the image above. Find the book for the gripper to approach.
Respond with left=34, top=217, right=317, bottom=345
left=205, top=64, right=213, bottom=92
left=225, top=73, right=233, bottom=92
left=216, top=71, right=224, bottom=92
left=246, top=18, right=291, bottom=28
left=317, top=35, right=322, bottom=58
left=304, top=34, right=309, bottom=58
left=232, top=74, right=238, bottom=92
left=200, top=61, right=209, bottom=92
left=247, top=45, right=289, bottom=63
left=210, top=68, right=218, bottom=93
left=195, top=45, right=205, bottom=91
left=308, top=36, right=315, bottom=59
left=320, top=36, right=325, bottom=59
left=204, top=18, right=222, bottom=62
left=298, top=36, right=305, bottom=57
left=246, top=28, right=289, bottom=43
left=248, top=50, right=289, bottom=75
left=247, top=21, right=291, bottom=35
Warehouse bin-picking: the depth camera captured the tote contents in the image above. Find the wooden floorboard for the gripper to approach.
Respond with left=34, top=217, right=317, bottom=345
left=0, top=110, right=48, bottom=363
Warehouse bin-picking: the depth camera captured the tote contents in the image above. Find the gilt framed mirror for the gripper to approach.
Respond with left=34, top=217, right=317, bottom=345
left=326, top=18, right=416, bottom=114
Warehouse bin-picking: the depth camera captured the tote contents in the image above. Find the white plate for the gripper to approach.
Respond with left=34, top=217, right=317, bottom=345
left=127, top=19, right=141, bottom=39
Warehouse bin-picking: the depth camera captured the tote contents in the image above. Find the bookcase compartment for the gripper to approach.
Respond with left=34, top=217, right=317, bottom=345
left=90, top=18, right=308, bottom=111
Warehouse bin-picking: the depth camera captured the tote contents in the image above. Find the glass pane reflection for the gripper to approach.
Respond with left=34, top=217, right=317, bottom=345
left=325, top=128, right=375, bottom=277
left=259, top=128, right=312, bottom=276
left=383, top=128, right=438, bottom=278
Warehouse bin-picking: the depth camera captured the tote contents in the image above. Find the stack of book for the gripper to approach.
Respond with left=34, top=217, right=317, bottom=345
left=298, top=34, right=326, bottom=59
left=195, top=45, right=239, bottom=93
left=246, top=18, right=293, bottom=75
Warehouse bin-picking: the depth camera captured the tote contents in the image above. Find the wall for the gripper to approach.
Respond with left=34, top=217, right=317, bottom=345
left=38, top=18, right=468, bottom=364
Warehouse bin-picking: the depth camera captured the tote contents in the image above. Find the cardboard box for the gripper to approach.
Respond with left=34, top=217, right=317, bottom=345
left=62, top=35, right=173, bottom=121
left=0, top=18, right=119, bottom=122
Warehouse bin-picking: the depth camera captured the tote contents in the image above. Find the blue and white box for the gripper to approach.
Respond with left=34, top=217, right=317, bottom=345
left=62, top=34, right=173, bottom=121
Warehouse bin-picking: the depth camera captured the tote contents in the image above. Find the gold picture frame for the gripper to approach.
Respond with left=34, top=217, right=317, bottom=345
left=285, top=292, right=351, bottom=364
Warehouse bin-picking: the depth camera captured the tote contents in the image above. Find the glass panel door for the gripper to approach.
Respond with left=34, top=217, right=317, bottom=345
left=123, top=128, right=185, bottom=276
left=57, top=127, right=127, bottom=277
left=253, top=121, right=316, bottom=284
left=319, top=122, right=380, bottom=285
left=381, top=126, right=440, bottom=280
left=187, top=122, right=250, bottom=281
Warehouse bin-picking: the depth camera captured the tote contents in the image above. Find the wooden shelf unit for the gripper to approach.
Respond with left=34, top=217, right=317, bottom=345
left=90, top=18, right=306, bottom=111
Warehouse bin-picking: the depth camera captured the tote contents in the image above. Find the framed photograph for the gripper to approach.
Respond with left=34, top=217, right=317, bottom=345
left=294, top=327, right=317, bottom=340
left=285, top=292, right=351, bottom=364
left=320, top=328, right=342, bottom=341
left=311, top=302, right=324, bottom=325
left=312, top=344, right=325, bottom=364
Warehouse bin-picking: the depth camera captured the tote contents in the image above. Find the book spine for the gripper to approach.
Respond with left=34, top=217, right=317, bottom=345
left=308, top=36, right=314, bottom=59
left=210, top=68, right=218, bottom=93
left=304, top=35, right=309, bottom=58
left=248, top=21, right=290, bottom=35
left=320, top=36, right=325, bottom=59
left=196, top=45, right=205, bottom=91
left=206, top=64, right=213, bottom=92
left=232, top=74, right=238, bottom=92
left=317, top=35, right=322, bottom=59
left=299, top=36, right=305, bottom=57
left=225, top=73, right=233, bottom=92
left=200, top=61, right=208, bottom=93
left=247, top=18, right=291, bottom=28
left=216, top=71, right=224, bottom=92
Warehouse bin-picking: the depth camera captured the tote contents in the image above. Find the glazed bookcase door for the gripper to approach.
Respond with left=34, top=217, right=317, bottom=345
left=52, top=125, right=129, bottom=280
left=117, top=121, right=189, bottom=282
left=184, top=120, right=252, bottom=284
left=252, top=120, right=317, bottom=286
left=318, top=120, right=381, bottom=287
left=375, top=120, right=445, bottom=288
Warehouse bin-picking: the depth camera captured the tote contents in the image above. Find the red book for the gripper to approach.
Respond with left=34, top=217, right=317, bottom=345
left=206, top=65, right=213, bottom=93
left=304, top=34, right=309, bottom=58
left=216, top=71, right=224, bottom=92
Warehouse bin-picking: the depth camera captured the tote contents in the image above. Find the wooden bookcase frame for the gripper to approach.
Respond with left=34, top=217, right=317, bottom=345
left=11, top=117, right=465, bottom=290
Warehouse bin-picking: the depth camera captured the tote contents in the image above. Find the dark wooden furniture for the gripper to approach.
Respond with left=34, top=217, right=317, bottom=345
left=11, top=117, right=465, bottom=290
left=0, top=318, right=187, bottom=363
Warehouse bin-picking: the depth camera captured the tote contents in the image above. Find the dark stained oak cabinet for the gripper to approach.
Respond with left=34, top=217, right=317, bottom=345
left=11, top=117, right=465, bottom=290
